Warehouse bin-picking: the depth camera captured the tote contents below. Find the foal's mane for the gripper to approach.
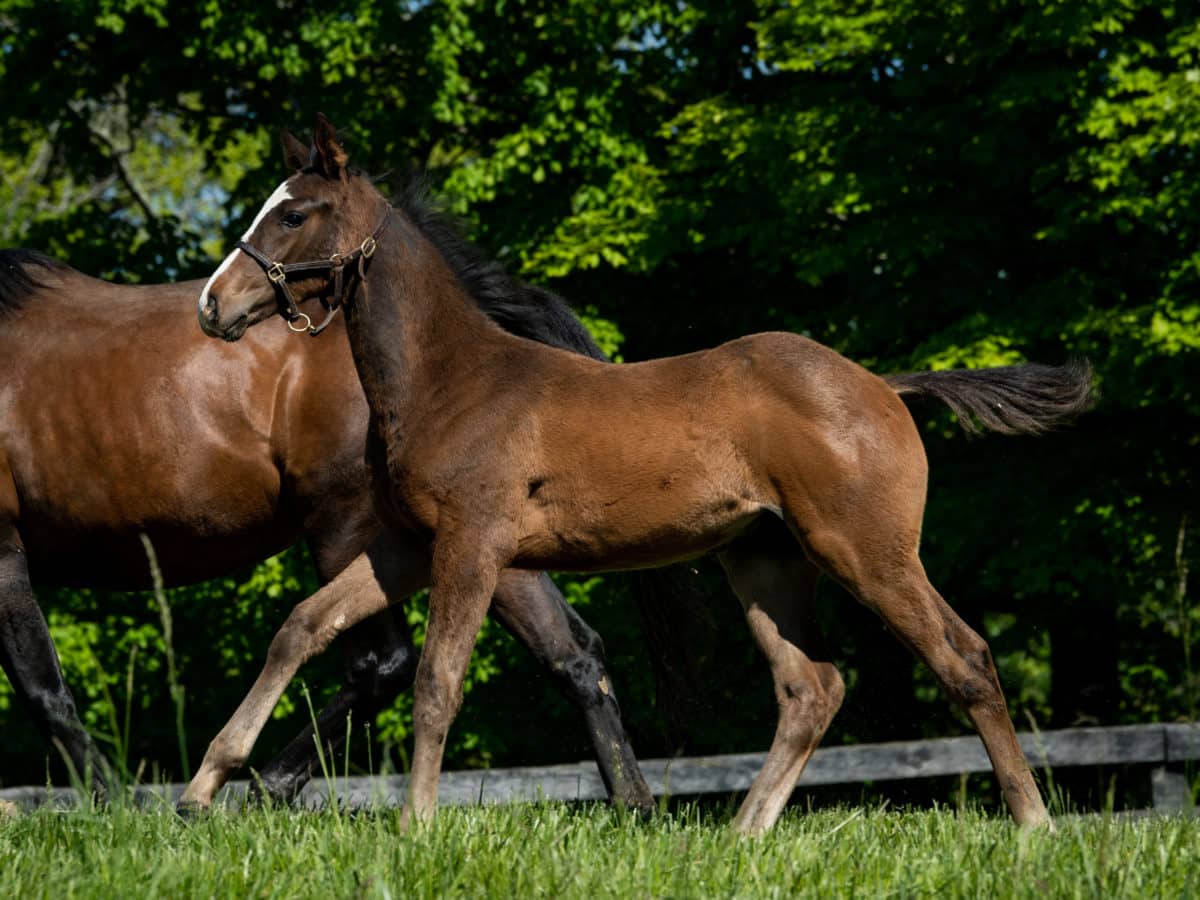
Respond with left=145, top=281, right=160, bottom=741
left=0, top=249, right=67, bottom=319
left=389, top=179, right=608, bottom=362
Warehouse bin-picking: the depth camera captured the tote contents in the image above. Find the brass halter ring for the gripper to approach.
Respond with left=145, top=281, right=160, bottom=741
left=286, top=312, right=313, bottom=333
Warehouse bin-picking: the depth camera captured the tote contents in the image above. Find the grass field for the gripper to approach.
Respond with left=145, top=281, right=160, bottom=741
left=0, top=800, right=1195, bottom=899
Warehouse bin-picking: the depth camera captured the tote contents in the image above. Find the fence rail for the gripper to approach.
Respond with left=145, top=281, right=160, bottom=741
left=1, top=722, right=1194, bottom=812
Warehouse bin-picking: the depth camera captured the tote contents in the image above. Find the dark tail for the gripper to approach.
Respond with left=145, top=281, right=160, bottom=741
left=0, top=248, right=65, bottom=318
left=885, top=359, right=1095, bottom=435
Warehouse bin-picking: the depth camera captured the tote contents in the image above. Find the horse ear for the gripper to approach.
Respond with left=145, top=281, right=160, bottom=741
left=313, top=113, right=349, bottom=180
left=280, top=129, right=310, bottom=172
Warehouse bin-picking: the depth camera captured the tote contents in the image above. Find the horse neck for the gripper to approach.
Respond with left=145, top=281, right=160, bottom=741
left=342, top=214, right=503, bottom=426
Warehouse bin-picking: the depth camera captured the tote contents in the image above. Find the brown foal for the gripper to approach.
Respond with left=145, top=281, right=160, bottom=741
left=189, top=117, right=1091, bottom=833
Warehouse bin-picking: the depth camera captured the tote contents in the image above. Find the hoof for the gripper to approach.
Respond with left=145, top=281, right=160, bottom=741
left=244, top=779, right=269, bottom=808
left=1026, top=813, right=1056, bottom=833
left=633, top=802, right=656, bottom=821
left=246, top=773, right=298, bottom=809
left=612, top=788, right=656, bottom=819
left=0, top=799, right=21, bottom=820
left=83, top=785, right=111, bottom=810
left=175, top=799, right=209, bottom=821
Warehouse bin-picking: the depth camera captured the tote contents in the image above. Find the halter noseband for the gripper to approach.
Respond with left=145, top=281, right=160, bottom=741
left=236, top=212, right=390, bottom=336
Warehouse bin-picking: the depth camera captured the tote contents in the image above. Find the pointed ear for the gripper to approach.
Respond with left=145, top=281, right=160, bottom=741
left=313, top=113, right=349, bottom=180
left=280, top=129, right=310, bottom=172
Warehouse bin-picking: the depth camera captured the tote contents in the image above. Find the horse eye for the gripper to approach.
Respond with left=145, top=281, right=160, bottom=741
left=281, top=211, right=306, bottom=229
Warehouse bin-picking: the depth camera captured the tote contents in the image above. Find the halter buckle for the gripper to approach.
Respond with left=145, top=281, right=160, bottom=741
left=267, top=262, right=287, bottom=284
left=360, top=236, right=377, bottom=258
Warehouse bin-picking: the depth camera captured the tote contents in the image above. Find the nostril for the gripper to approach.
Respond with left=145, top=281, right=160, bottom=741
left=202, top=293, right=219, bottom=322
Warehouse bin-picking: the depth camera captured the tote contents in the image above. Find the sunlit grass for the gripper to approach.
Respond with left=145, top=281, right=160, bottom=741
left=0, top=800, right=1195, bottom=899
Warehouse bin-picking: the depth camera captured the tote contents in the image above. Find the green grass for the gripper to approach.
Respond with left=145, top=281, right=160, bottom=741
left=0, top=801, right=1195, bottom=898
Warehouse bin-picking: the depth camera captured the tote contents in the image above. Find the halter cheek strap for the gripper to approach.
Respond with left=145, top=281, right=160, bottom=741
left=236, top=212, right=389, bottom=336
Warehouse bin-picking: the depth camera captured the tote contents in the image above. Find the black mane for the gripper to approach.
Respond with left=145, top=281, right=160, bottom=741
left=392, top=180, right=608, bottom=362
left=0, top=249, right=66, bottom=318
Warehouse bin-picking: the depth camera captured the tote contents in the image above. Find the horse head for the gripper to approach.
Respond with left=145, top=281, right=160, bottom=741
left=198, top=114, right=387, bottom=341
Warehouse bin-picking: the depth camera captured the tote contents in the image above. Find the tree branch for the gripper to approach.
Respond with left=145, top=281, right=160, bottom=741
left=66, top=100, right=160, bottom=228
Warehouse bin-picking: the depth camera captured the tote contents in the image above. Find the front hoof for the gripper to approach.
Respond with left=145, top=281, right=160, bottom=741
left=175, top=799, right=210, bottom=821
left=613, top=793, right=656, bottom=820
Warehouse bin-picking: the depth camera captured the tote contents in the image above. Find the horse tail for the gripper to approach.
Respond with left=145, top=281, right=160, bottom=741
left=884, top=359, right=1095, bottom=435
left=0, top=249, right=64, bottom=319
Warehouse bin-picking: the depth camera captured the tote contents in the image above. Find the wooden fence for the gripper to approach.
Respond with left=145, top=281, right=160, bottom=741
left=1, top=722, right=1194, bottom=813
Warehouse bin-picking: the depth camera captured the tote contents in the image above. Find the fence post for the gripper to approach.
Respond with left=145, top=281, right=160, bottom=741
left=1150, top=766, right=1193, bottom=814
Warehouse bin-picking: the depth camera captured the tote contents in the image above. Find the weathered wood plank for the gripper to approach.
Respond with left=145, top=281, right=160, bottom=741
left=1166, top=723, right=1200, bottom=763
left=1, top=722, right=1191, bottom=811
left=479, top=770, right=583, bottom=804
left=638, top=724, right=1169, bottom=793
left=1151, top=766, right=1194, bottom=812
left=641, top=754, right=766, bottom=796
left=1017, top=724, right=1165, bottom=769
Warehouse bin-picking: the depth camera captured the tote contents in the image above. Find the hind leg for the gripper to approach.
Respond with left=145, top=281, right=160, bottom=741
left=0, top=525, right=110, bottom=791
left=719, top=533, right=844, bottom=835
left=767, top=383, right=1050, bottom=827
left=859, top=560, right=1048, bottom=826
left=793, top=505, right=1049, bottom=826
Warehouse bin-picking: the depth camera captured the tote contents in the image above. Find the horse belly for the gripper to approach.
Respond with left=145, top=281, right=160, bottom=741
left=10, top=438, right=292, bottom=589
left=18, top=471, right=294, bottom=589
left=516, top=485, right=767, bottom=572
left=25, top=523, right=297, bottom=590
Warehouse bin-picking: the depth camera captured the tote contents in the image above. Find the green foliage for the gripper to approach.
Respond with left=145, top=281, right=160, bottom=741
left=0, top=0, right=1196, bottom=793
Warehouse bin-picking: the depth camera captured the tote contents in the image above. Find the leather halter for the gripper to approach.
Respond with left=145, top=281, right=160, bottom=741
left=236, top=212, right=390, bottom=336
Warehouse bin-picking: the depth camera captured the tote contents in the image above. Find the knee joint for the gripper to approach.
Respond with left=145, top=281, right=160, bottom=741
left=565, top=613, right=607, bottom=661
left=268, top=609, right=326, bottom=664
left=778, top=678, right=820, bottom=715
left=575, top=629, right=605, bottom=661
left=949, top=630, right=1001, bottom=705
left=377, top=643, right=419, bottom=692
left=554, top=653, right=612, bottom=709
left=413, top=666, right=459, bottom=726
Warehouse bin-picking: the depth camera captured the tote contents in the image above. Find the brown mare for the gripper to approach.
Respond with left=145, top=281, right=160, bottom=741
left=188, top=117, right=1092, bottom=832
left=0, top=228, right=654, bottom=807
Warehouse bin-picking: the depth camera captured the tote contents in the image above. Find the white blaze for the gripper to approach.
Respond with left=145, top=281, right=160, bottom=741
left=198, top=180, right=295, bottom=316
